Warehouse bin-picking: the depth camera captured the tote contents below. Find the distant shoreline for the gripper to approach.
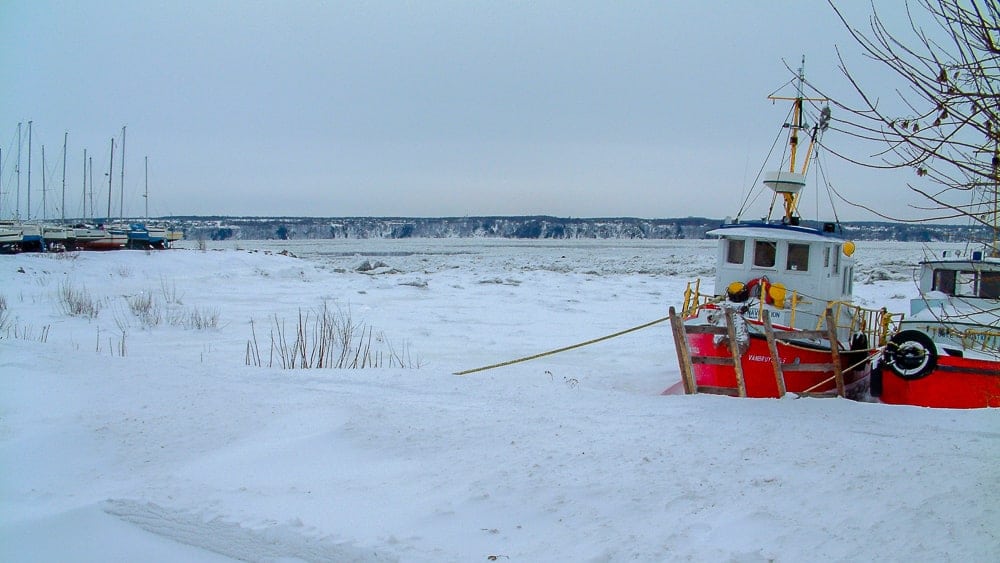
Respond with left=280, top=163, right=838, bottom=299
left=146, top=215, right=986, bottom=243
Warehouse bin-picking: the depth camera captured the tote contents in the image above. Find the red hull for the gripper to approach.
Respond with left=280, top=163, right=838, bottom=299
left=880, top=356, right=1000, bottom=409
left=687, top=331, right=868, bottom=399
left=77, top=239, right=125, bottom=251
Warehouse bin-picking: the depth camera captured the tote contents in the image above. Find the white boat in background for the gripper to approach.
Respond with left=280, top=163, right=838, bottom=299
left=147, top=224, right=168, bottom=248
left=0, top=221, right=23, bottom=251
left=874, top=221, right=1000, bottom=408
left=70, top=223, right=126, bottom=251
left=19, top=223, right=44, bottom=252
left=42, top=224, right=72, bottom=249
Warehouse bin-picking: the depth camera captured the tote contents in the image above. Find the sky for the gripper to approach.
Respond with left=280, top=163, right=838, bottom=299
left=0, top=1, right=933, bottom=221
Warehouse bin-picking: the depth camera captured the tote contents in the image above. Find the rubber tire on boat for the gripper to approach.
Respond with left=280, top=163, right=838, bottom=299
left=884, top=330, right=937, bottom=380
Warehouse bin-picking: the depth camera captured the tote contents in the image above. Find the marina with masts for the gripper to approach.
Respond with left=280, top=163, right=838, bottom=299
left=0, top=121, right=182, bottom=253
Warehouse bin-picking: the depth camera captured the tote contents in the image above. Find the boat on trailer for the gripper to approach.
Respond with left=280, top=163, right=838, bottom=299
left=0, top=221, right=24, bottom=252
left=668, top=60, right=900, bottom=400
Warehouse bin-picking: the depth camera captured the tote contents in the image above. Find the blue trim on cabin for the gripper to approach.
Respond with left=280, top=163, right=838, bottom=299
left=711, top=220, right=846, bottom=239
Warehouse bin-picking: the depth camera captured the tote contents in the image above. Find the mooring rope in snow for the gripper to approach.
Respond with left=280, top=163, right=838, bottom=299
left=453, top=315, right=672, bottom=376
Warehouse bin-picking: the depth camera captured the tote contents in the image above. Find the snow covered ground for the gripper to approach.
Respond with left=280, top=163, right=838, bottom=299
left=1, top=239, right=997, bottom=562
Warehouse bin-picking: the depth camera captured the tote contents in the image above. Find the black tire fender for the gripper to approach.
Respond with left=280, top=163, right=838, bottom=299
left=870, top=361, right=883, bottom=397
left=884, top=330, right=937, bottom=380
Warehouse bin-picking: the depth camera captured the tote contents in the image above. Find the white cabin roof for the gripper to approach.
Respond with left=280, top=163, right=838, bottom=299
left=706, top=225, right=842, bottom=243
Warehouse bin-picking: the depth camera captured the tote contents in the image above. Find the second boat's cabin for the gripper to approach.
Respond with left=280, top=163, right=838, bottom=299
left=708, top=223, right=856, bottom=331
left=913, top=258, right=1000, bottom=315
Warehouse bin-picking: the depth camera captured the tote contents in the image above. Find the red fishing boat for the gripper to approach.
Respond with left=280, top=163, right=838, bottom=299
left=669, top=60, right=899, bottom=399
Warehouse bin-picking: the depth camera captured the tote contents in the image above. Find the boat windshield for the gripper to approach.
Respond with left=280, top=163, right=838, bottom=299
left=932, top=268, right=1000, bottom=299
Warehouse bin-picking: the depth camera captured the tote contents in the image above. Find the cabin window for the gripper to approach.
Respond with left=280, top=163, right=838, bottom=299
left=933, top=269, right=956, bottom=294
left=843, top=266, right=854, bottom=294
left=786, top=243, right=810, bottom=271
left=753, top=240, right=777, bottom=268
left=823, top=247, right=830, bottom=268
left=832, top=245, right=841, bottom=273
left=955, top=271, right=977, bottom=297
left=726, top=239, right=745, bottom=264
left=980, top=271, right=1000, bottom=299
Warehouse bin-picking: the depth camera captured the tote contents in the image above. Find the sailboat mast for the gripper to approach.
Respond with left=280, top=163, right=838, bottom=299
left=41, top=145, right=47, bottom=220
left=16, top=122, right=21, bottom=219
left=119, top=125, right=125, bottom=220
left=26, top=120, right=32, bottom=221
left=144, top=156, right=149, bottom=219
left=107, top=137, right=114, bottom=221
left=82, top=149, right=87, bottom=219
left=61, top=131, right=67, bottom=222
left=89, top=156, right=94, bottom=220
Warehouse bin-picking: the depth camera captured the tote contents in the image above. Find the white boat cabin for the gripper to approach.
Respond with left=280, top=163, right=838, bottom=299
left=902, top=252, right=1000, bottom=359
left=708, top=220, right=856, bottom=333
left=911, top=254, right=1000, bottom=316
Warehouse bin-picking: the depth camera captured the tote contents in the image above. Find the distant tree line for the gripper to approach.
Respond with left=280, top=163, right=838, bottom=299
left=162, top=215, right=990, bottom=243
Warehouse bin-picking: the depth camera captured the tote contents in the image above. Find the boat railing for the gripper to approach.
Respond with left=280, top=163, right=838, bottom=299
left=681, top=279, right=904, bottom=349
left=822, top=301, right=904, bottom=349
left=960, top=327, right=1000, bottom=355
left=681, top=279, right=724, bottom=317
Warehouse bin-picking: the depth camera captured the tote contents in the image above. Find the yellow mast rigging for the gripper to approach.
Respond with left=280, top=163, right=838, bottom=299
left=767, top=57, right=829, bottom=222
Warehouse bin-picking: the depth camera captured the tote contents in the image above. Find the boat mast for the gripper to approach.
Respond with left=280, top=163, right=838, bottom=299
left=107, top=137, right=114, bottom=222
left=61, top=131, right=67, bottom=222
left=15, top=122, right=21, bottom=219
left=82, top=148, right=87, bottom=220
left=89, top=156, right=94, bottom=220
left=26, top=120, right=32, bottom=221
left=766, top=57, right=828, bottom=222
left=41, top=145, right=47, bottom=220
left=119, top=125, right=125, bottom=221
left=144, top=155, right=148, bottom=219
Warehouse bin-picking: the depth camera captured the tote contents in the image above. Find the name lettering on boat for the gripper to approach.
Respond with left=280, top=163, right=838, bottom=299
left=746, top=354, right=798, bottom=364
left=745, top=307, right=783, bottom=321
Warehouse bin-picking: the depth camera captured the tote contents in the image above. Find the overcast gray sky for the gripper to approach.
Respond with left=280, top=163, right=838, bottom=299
left=1, top=1, right=925, bottom=221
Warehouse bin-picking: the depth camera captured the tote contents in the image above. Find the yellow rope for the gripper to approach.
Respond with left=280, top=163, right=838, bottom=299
left=454, top=315, right=672, bottom=376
